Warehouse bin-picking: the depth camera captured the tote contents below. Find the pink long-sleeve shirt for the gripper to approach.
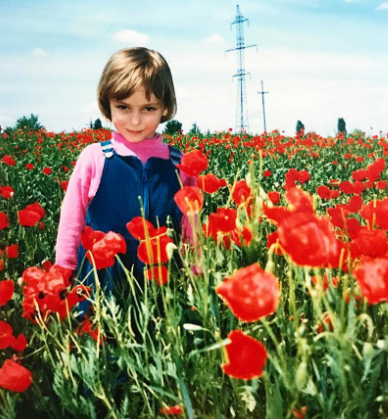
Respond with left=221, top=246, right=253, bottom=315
left=55, top=131, right=195, bottom=270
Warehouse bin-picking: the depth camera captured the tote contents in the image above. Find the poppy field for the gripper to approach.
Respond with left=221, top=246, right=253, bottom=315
left=1, top=127, right=388, bottom=418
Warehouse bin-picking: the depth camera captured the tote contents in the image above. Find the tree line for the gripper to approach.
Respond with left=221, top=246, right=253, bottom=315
left=1, top=114, right=354, bottom=137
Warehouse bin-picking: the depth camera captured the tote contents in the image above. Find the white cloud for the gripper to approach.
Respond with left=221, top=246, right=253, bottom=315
left=1, top=44, right=388, bottom=135
left=214, top=11, right=234, bottom=20
left=176, top=87, right=191, bottom=100
left=0, top=114, right=14, bottom=126
left=204, top=34, right=225, bottom=44
left=112, top=29, right=149, bottom=45
left=31, top=48, right=49, bottom=57
left=376, top=2, right=388, bottom=10
left=82, top=101, right=100, bottom=115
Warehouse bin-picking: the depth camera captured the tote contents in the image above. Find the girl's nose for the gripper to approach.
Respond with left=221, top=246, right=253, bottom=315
left=130, top=112, right=141, bottom=126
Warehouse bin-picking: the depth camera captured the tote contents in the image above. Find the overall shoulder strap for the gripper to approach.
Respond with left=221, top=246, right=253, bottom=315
left=100, top=140, right=114, bottom=158
left=168, top=145, right=182, bottom=165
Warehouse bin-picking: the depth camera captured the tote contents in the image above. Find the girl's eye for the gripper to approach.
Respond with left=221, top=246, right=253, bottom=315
left=118, top=105, right=128, bottom=110
left=145, top=107, right=156, bottom=112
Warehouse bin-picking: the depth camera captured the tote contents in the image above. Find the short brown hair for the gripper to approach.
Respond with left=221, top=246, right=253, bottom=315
left=97, top=47, right=176, bottom=123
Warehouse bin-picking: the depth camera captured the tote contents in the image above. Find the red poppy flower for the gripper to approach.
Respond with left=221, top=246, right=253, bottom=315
left=359, top=200, right=378, bottom=228
left=328, top=204, right=349, bottom=229
left=0, top=280, right=14, bottom=306
left=317, top=185, right=332, bottom=200
left=0, top=360, right=33, bottom=392
left=126, top=217, right=167, bottom=241
left=352, top=169, right=368, bottom=181
left=345, top=217, right=362, bottom=240
left=176, top=150, right=208, bottom=177
left=80, top=228, right=104, bottom=253
left=298, top=170, right=310, bottom=184
left=18, top=202, right=45, bottom=227
left=366, top=158, right=385, bottom=182
left=339, top=181, right=355, bottom=195
left=75, top=317, right=106, bottom=346
left=1, top=186, right=15, bottom=199
left=222, top=330, right=268, bottom=380
left=42, top=167, right=52, bottom=175
left=360, top=198, right=388, bottom=230
left=174, top=186, right=204, bottom=215
left=278, top=212, right=338, bottom=268
left=375, top=199, right=388, bottom=230
left=82, top=229, right=127, bottom=270
left=42, top=260, right=53, bottom=271
left=350, top=228, right=388, bottom=259
left=266, top=231, right=283, bottom=255
left=138, top=234, right=173, bottom=265
left=203, top=208, right=238, bottom=242
left=285, top=168, right=299, bottom=189
left=216, top=263, right=279, bottom=322
left=25, top=265, right=72, bottom=295
left=0, top=212, right=9, bottom=230
left=354, top=256, right=388, bottom=304
left=0, top=321, right=15, bottom=349
left=145, top=265, right=169, bottom=286
left=159, top=405, right=183, bottom=415
left=263, top=203, right=292, bottom=225
left=2, top=155, right=16, bottom=166
left=232, top=180, right=252, bottom=206
left=285, top=187, right=314, bottom=213
left=11, top=334, right=28, bottom=352
left=376, top=181, right=387, bottom=190
left=61, top=180, right=69, bottom=191
left=45, top=284, right=91, bottom=321
left=21, top=265, right=78, bottom=322
left=230, top=226, right=253, bottom=247
left=348, top=195, right=363, bottom=213
left=25, top=163, right=34, bottom=170
left=197, top=173, right=227, bottom=194
left=293, top=406, right=308, bottom=419
left=268, top=191, right=280, bottom=204
left=353, top=181, right=367, bottom=195
left=331, top=190, right=340, bottom=199
left=6, top=244, right=19, bottom=259
left=263, top=169, right=272, bottom=177
left=127, top=217, right=174, bottom=265
left=317, top=311, right=334, bottom=333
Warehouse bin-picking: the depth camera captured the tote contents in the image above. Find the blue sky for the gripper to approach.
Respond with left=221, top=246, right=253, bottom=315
left=0, top=0, right=387, bottom=136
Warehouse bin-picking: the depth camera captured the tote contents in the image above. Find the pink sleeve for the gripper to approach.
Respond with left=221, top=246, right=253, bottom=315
left=55, top=144, right=103, bottom=270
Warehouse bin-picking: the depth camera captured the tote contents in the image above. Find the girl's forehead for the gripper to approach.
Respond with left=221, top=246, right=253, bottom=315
left=112, top=88, right=160, bottom=104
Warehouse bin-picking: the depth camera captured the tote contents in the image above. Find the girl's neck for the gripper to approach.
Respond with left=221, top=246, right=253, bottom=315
left=112, top=131, right=162, bottom=148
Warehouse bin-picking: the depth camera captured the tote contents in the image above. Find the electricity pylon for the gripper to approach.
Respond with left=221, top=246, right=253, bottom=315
left=226, top=4, right=256, bottom=133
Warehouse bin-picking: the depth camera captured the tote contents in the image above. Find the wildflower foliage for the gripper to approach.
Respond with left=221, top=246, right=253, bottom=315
left=1, top=128, right=388, bottom=418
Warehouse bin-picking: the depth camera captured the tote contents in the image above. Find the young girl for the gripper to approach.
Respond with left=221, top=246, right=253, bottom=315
left=55, top=47, right=194, bottom=316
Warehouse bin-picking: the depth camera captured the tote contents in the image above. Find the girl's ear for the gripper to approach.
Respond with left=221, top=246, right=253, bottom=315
left=162, top=108, right=168, bottom=117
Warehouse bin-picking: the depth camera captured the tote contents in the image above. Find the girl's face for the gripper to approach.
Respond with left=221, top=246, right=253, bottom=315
left=110, top=87, right=168, bottom=143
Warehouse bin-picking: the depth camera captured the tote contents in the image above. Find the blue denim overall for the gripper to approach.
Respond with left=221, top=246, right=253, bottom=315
left=75, top=140, right=183, bottom=317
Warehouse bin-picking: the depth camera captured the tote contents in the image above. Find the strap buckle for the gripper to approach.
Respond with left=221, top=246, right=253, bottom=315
left=101, top=140, right=114, bottom=159
left=168, top=146, right=182, bottom=165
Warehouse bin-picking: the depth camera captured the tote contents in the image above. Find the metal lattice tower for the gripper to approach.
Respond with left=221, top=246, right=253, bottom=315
left=257, top=80, right=269, bottom=133
left=226, top=4, right=256, bottom=133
